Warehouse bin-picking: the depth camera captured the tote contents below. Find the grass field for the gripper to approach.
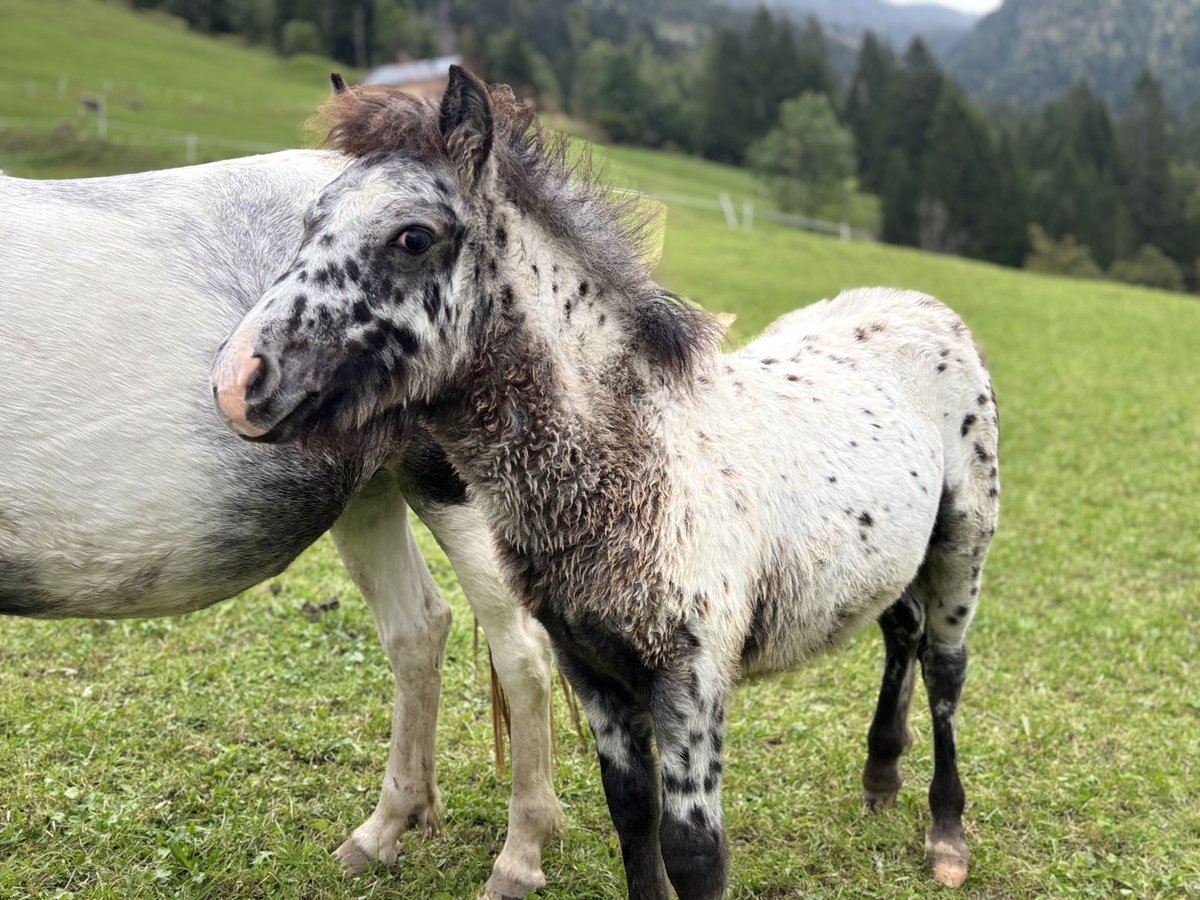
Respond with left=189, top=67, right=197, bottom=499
left=0, top=0, right=348, bottom=176
left=2, top=2, right=1200, bottom=897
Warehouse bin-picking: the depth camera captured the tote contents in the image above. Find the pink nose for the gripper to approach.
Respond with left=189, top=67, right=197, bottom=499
left=211, top=322, right=270, bottom=438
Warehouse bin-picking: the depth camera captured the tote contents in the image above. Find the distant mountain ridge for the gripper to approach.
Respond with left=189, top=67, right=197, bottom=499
left=721, top=0, right=977, bottom=48
left=945, top=0, right=1200, bottom=111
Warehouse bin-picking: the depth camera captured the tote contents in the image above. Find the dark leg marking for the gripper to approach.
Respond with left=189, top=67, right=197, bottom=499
left=862, top=591, right=924, bottom=809
left=555, top=652, right=669, bottom=900
left=650, top=664, right=729, bottom=900
left=921, top=641, right=970, bottom=887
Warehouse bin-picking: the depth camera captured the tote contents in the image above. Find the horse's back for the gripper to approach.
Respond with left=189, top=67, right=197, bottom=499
left=0, top=152, right=370, bottom=618
left=684, top=288, right=997, bottom=673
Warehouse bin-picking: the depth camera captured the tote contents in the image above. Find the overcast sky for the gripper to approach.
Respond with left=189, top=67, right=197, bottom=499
left=887, top=0, right=1002, bottom=13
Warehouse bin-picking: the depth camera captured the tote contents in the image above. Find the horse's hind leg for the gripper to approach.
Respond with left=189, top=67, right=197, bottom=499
left=920, top=634, right=969, bottom=888
left=915, top=477, right=997, bottom=888
left=862, top=589, right=924, bottom=809
left=329, top=471, right=452, bottom=873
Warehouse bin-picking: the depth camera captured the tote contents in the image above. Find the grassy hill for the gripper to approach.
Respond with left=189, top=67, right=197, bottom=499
left=1, top=3, right=1199, bottom=897
left=0, top=0, right=349, bottom=175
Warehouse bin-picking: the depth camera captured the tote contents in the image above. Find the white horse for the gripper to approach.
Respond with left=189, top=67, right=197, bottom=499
left=212, top=70, right=1000, bottom=897
left=0, top=150, right=562, bottom=899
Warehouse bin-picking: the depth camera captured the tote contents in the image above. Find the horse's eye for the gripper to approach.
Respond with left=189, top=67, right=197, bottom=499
left=396, top=227, right=434, bottom=254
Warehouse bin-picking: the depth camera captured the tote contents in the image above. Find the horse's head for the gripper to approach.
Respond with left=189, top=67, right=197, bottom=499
left=212, top=66, right=717, bottom=444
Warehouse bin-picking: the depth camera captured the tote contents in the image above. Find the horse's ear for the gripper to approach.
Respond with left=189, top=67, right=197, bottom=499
left=330, top=72, right=348, bottom=95
left=439, top=65, right=494, bottom=186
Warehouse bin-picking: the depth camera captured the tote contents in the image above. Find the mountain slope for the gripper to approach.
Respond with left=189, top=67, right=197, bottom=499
left=946, top=0, right=1200, bottom=110
left=723, top=0, right=976, bottom=47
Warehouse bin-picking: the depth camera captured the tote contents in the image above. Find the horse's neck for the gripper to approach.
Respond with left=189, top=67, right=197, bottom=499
left=431, top=302, right=668, bottom=562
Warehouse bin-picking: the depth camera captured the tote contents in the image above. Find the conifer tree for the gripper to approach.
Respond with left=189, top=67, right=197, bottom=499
left=794, top=17, right=834, bottom=100
left=1117, top=71, right=1182, bottom=255
left=879, top=39, right=943, bottom=248
left=699, top=26, right=756, bottom=163
left=882, top=149, right=917, bottom=246
left=886, top=39, right=944, bottom=171
left=916, top=84, right=1001, bottom=259
left=745, top=9, right=799, bottom=142
left=844, top=32, right=896, bottom=193
left=985, top=133, right=1033, bottom=267
left=1023, top=81, right=1132, bottom=268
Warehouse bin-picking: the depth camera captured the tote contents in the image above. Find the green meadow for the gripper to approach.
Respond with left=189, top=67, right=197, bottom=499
left=1, top=1, right=1198, bottom=897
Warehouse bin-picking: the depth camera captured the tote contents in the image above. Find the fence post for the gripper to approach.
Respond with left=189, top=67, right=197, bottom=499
left=839, top=222, right=851, bottom=242
left=742, top=201, right=754, bottom=231
left=718, top=192, right=738, bottom=229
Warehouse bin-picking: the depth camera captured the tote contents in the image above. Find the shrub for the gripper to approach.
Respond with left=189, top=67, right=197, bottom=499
left=1023, top=225, right=1103, bottom=279
left=1108, top=244, right=1186, bottom=292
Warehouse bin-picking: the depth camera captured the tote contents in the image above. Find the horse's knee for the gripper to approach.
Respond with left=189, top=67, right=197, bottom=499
left=378, top=593, right=451, bottom=676
left=920, top=640, right=968, bottom=697
left=489, top=623, right=552, bottom=702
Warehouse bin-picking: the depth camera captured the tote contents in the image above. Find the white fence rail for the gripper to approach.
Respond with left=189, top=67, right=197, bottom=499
left=623, top=189, right=875, bottom=241
left=0, top=115, right=288, bottom=156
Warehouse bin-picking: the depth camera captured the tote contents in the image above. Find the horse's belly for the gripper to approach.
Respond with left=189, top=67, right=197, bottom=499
left=0, top=411, right=359, bottom=619
left=1, top=502, right=326, bottom=620
left=739, top=572, right=916, bottom=678
left=738, top=500, right=935, bottom=678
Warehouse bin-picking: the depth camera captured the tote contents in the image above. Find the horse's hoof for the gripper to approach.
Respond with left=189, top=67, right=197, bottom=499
left=477, top=861, right=547, bottom=899
left=931, top=858, right=968, bottom=888
left=861, top=787, right=899, bottom=811
left=476, top=886, right=525, bottom=900
left=476, top=880, right=534, bottom=900
left=925, top=825, right=969, bottom=888
left=333, top=834, right=398, bottom=875
left=861, top=761, right=903, bottom=811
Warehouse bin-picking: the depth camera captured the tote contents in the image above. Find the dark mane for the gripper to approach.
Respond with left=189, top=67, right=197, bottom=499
left=311, top=74, right=723, bottom=377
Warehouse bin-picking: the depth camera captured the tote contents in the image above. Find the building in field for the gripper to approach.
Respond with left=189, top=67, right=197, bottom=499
left=362, top=55, right=461, bottom=100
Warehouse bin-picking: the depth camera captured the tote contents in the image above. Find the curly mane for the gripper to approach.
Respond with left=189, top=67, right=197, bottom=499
left=310, top=76, right=534, bottom=163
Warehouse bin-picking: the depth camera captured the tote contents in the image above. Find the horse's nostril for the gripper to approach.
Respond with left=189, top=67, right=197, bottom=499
left=242, top=353, right=281, bottom=405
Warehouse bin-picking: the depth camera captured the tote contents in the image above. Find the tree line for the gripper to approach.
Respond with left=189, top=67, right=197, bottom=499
left=127, top=0, right=1200, bottom=292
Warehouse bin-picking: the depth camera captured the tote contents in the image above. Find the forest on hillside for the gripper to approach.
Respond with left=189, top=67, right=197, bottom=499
left=126, top=0, right=1200, bottom=293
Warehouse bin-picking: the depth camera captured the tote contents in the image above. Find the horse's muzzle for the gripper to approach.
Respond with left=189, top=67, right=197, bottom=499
left=211, top=319, right=278, bottom=439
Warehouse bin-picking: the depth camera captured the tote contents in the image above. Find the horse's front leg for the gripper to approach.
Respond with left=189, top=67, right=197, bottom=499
left=419, top=503, right=565, bottom=899
left=329, top=471, right=451, bottom=873
left=556, top=652, right=670, bottom=900
left=650, top=652, right=731, bottom=900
